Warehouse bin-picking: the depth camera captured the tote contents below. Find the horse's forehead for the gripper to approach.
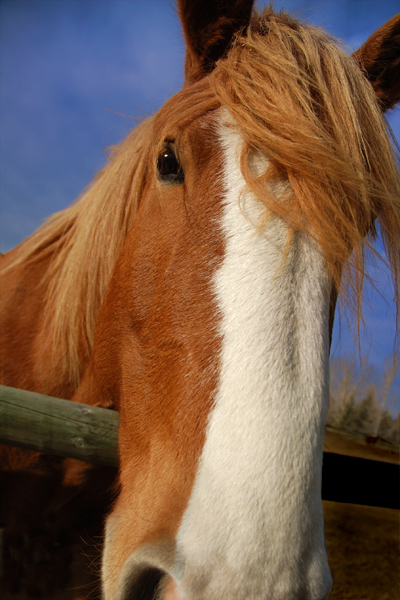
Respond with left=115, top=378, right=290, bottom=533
left=155, top=107, right=220, bottom=145
left=151, top=79, right=220, bottom=144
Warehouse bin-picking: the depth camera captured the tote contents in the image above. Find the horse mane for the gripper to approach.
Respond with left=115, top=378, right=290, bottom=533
left=211, top=8, right=400, bottom=322
left=4, top=117, right=155, bottom=383
left=4, top=8, right=399, bottom=385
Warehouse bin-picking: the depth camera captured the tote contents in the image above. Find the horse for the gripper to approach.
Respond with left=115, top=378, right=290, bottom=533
left=1, top=1, right=399, bottom=599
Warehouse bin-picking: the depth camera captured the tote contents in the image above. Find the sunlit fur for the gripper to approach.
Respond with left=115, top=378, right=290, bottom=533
left=2, top=8, right=399, bottom=390
left=168, top=121, right=332, bottom=599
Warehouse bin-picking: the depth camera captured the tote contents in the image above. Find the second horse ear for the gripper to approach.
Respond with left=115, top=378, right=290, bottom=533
left=353, top=14, right=400, bottom=112
left=178, top=0, right=254, bottom=84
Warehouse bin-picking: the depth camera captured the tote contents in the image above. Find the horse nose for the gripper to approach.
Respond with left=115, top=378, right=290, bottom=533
left=162, top=577, right=185, bottom=600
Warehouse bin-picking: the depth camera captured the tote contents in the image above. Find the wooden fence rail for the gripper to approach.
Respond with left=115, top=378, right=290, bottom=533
left=0, top=385, right=398, bottom=509
left=0, top=385, right=118, bottom=467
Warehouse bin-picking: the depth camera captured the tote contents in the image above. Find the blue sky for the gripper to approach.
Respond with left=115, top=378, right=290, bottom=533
left=0, top=0, right=399, bottom=408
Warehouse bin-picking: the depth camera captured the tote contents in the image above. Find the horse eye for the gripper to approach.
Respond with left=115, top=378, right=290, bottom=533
left=157, top=146, right=184, bottom=184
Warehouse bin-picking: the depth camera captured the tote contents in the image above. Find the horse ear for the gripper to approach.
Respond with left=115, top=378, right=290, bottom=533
left=178, top=0, right=254, bottom=84
left=353, top=14, right=400, bottom=112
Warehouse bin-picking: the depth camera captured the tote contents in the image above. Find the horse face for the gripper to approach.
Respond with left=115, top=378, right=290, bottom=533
left=96, top=2, right=400, bottom=599
left=98, top=110, right=226, bottom=596
left=97, top=102, right=332, bottom=598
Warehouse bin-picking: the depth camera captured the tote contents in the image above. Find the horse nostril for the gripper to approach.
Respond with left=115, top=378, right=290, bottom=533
left=124, top=567, right=165, bottom=600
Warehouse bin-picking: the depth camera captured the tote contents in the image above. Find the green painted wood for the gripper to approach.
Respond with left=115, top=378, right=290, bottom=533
left=0, top=385, right=119, bottom=467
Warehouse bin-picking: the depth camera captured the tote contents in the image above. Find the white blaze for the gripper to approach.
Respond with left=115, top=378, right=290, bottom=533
left=172, top=118, right=333, bottom=599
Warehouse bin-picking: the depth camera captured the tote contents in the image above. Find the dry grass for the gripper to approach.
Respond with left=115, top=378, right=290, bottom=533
left=324, top=501, right=400, bottom=600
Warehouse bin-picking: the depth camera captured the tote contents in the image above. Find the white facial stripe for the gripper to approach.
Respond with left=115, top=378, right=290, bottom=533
left=173, top=118, right=333, bottom=599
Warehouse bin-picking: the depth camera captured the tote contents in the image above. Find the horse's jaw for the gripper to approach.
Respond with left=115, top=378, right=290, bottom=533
left=102, top=119, right=333, bottom=600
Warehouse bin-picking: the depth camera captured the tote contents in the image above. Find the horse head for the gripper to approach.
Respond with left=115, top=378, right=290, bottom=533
left=72, top=2, right=399, bottom=599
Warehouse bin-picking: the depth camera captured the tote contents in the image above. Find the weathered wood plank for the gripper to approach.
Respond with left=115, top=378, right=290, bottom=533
left=0, top=385, right=398, bottom=509
left=0, top=385, right=119, bottom=467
